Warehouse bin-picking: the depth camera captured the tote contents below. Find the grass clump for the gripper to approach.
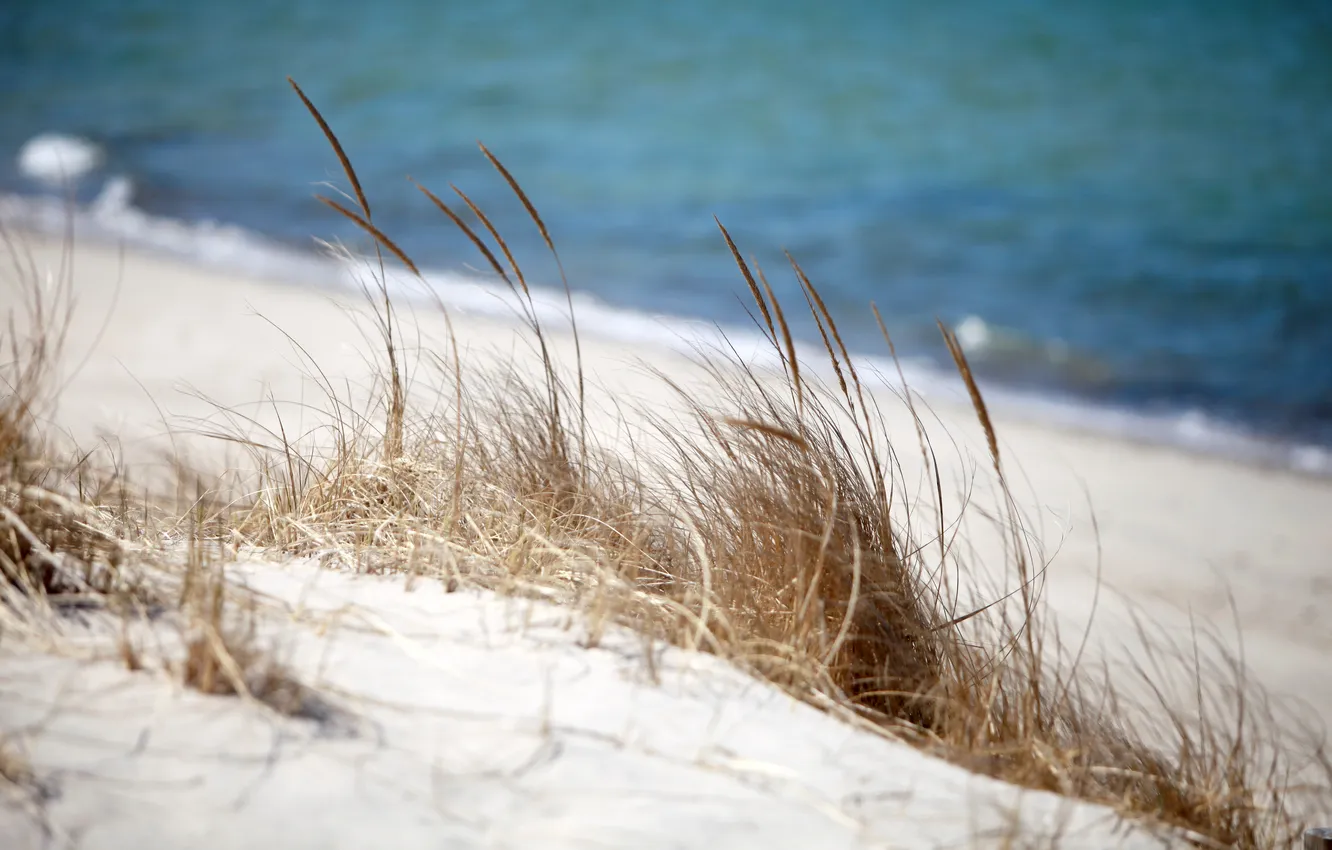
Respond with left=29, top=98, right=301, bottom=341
left=0, top=734, right=49, bottom=832
left=0, top=230, right=314, bottom=722
left=174, top=562, right=310, bottom=718
left=0, top=229, right=129, bottom=611
left=178, top=81, right=1325, bottom=848
left=166, top=499, right=311, bottom=717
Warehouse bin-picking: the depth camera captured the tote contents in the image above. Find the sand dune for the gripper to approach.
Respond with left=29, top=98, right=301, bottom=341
left=2, top=559, right=1177, bottom=850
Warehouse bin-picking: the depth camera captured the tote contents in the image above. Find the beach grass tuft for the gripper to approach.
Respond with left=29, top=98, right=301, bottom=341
left=0, top=227, right=129, bottom=611
left=0, top=84, right=1327, bottom=849
left=204, top=83, right=1324, bottom=847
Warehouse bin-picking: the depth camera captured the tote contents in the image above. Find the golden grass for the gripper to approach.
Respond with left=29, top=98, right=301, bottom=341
left=175, top=566, right=309, bottom=717
left=1, top=83, right=1328, bottom=849
left=0, top=736, right=34, bottom=792
left=0, top=733, right=48, bottom=832
left=0, top=227, right=129, bottom=610
left=158, top=83, right=1329, bottom=847
left=167, top=495, right=312, bottom=717
left=0, top=227, right=314, bottom=724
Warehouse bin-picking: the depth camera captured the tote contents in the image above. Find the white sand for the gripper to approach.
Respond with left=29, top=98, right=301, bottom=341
left=1, top=559, right=1175, bottom=850
left=2, top=231, right=1330, bottom=845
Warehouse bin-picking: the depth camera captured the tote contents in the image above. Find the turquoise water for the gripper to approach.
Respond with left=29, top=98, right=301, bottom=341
left=3, top=0, right=1332, bottom=460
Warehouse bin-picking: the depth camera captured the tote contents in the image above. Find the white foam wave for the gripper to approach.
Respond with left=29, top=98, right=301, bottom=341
left=2, top=183, right=1329, bottom=477
left=966, top=384, right=1332, bottom=476
left=2, top=177, right=332, bottom=284
left=952, top=314, right=1080, bottom=369
left=16, top=133, right=104, bottom=184
left=953, top=315, right=992, bottom=352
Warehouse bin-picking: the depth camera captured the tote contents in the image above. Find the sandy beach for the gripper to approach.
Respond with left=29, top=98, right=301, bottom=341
left=2, top=228, right=1331, bottom=847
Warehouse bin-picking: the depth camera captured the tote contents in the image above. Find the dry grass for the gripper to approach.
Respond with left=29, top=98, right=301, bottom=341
left=0, top=734, right=48, bottom=833
left=166, top=493, right=312, bottom=717
left=0, top=83, right=1327, bottom=849
left=0, top=227, right=130, bottom=611
left=159, top=82, right=1329, bottom=847
left=0, top=736, right=34, bottom=792
left=174, top=565, right=310, bottom=717
left=0, top=228, right=314, bottom=722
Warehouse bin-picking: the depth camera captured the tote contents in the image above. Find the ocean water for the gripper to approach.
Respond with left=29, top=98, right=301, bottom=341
left=3, top=0, right=1331, bottom=471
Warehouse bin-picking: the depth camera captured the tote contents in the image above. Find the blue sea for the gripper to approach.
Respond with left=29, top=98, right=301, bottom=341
left=3, top=0, right=1331, bottom=472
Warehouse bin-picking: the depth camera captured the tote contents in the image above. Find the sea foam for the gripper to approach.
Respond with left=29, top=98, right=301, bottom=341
left=16, top=134, right=104, bottom=184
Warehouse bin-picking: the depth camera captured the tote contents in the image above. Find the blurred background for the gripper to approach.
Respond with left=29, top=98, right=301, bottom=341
left=2, top=0, right=1331, bottom=465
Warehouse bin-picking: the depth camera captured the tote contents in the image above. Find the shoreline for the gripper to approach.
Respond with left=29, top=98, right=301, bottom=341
left=4, top=188, right=1330, bottom=479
